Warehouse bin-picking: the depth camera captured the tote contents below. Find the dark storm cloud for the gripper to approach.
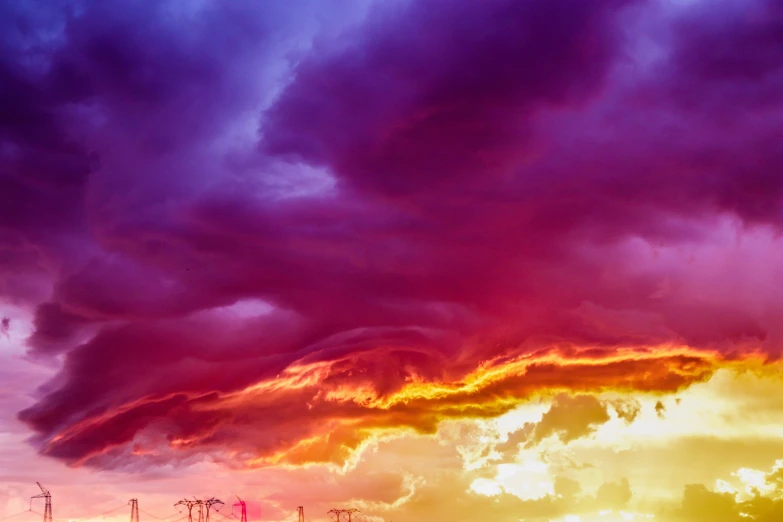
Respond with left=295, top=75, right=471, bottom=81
left=3, top=0, right=783, bottom=468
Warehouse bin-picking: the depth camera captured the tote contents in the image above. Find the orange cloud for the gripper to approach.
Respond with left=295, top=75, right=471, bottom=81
left=36, top=343, right=776, bottom=470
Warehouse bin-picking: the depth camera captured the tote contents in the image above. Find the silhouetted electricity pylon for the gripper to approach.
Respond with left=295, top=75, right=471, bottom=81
left=175, top=499, right=201, bottom=522
left=129, top=499, right=140, bottom=522
left=31, top=483, right=52, bottom=522
left=203, top=498, right=224, bottom=522
left=327, top=509, right=358, bottom=522
left=296, top=507, right=304, bottom=522
left=233, top=497, right=247, bottom=522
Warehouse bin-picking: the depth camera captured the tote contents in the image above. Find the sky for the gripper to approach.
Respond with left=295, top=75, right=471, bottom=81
left=1, top=0, right=783, bottom=521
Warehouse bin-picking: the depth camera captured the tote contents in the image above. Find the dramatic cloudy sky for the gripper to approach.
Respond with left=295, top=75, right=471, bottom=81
left=2, top=0, right=783, bottom=521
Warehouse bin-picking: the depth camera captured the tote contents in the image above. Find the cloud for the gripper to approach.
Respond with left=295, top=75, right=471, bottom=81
left=676, top=484, right=742, bottom=522
left=655, top=400, right=666, bottom=418
left=496, top=394, right=643, bottom=459
left=528, top=395, right=611, bottom=446
left=765, top=460, right=783, bottom=493
left=0, top=318, right=9, bottom=341
left=553, top=476, right=581, bottom=500
left=3, top=0, right=783, bottom=474
left=386, top=472, right=569, bottom=522
left=18, top=327, right=718, bottom=468
left=594, top=478, right=632, bottom=510
left=581, top=459, right=783, bottom=522
left=611, top=399, right=642, bottom=423
left=261, top=0, right=637, bottom=195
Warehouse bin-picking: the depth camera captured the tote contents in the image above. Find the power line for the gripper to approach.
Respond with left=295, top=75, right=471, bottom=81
left=137, top=509, right=168, bottom=521
left=76, top=504, right=129, bottom=522
left=57, top=504, right=128, bottom=522
left=0, top=510, right=35, bottom=522
left=160, top=515, right=188, bottom=522
left=159, top=514, right=188, bottom=522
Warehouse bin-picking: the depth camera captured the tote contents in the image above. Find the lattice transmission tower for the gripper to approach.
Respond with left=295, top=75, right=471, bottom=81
left=233, top=497, right=247, bottom=522
left=175, top=499, right=201, bottom=522
left=31, top=483, right=52, bottom=522
left=203, top=498, right=224, bottom=522
left=328, top=508, right=358, bottom=522
left=129, top=499, right=140, bottom=522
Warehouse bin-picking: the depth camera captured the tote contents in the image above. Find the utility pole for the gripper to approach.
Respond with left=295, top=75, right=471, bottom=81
left=296, top=507, right=304, bottom=522
left=175, top=499, right=201, bottom=522
left=130, top=499, right=140, bottom=522
left=31, top=483, right=52, bottom=522
left=233, top=497, right=247, bottom=522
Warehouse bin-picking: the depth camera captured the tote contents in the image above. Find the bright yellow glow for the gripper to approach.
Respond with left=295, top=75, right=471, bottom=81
left=734, top=467, right=775, bottom=497
left=468, top=455, right=555, bottom=500
left=715, top=479, right=737, bottom=495
left=470, top=478, right=503, bottom=496
left=553, top=512, right=655, bottom=522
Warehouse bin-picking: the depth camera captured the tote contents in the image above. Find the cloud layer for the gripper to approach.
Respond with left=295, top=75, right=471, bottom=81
left=1, top=0, right=783, bottom=472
